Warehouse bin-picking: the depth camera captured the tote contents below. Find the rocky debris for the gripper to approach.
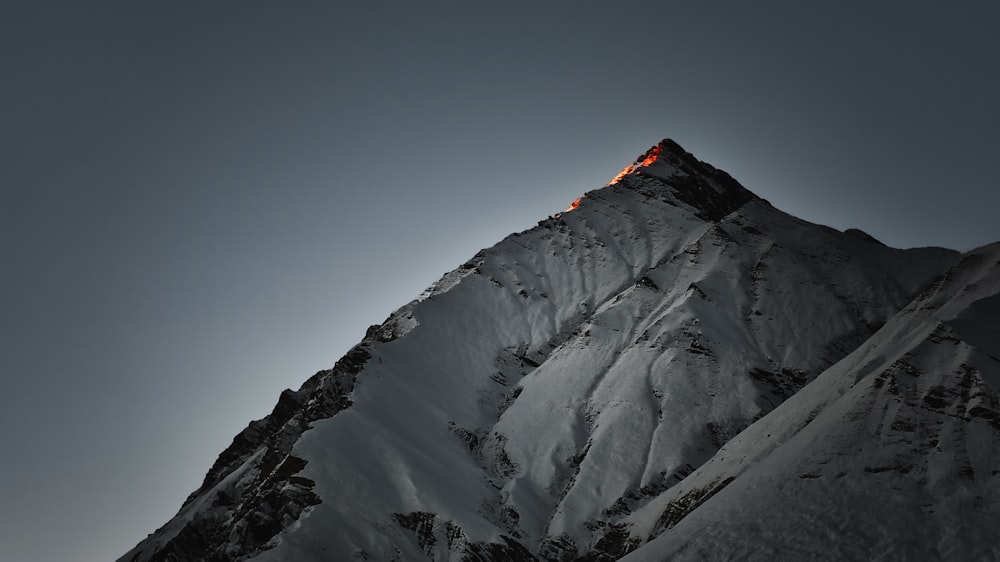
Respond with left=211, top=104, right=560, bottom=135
left=578, top=522, right=642, bottom=562
left=649, top=477, right=735, bottom=538
left=634, top=276, right=659, bottom=291
left=392, top=511, right=537, bottom=562
left=748, top=367, right=810, bottom=399
left=538, top=534, right=579, bottom=561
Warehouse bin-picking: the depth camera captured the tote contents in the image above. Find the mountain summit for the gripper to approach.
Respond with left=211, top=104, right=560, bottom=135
left=567, top=139, right=756, bottom=221
left=121, top=140, right=1000, bottom=562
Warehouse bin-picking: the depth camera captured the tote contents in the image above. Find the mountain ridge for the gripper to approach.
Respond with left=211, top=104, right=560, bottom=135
left=120, top=140, right=987, bottom=562
left=623, top=241, right=1000, bottom=561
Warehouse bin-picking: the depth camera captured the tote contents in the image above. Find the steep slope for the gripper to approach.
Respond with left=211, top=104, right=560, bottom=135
left=120, top=140, right=958, bottom=562
left=621, top=243, right=1000, bottom=561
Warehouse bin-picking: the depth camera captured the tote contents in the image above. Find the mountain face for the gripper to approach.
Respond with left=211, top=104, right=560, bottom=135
left=120, top=140, right=999, bottom=562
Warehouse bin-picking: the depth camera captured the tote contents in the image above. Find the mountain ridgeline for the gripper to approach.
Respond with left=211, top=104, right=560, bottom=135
left=121, top=139, right=1000, bottom=561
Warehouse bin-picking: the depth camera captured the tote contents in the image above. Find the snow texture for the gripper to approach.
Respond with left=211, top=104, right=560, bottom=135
left=120, top=140, right=986, bottom=562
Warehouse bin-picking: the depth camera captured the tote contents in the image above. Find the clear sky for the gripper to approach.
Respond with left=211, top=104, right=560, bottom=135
left=2, top=2, right=998, bottom=561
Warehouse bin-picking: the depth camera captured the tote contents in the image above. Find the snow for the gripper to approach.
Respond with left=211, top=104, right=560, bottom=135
left=123, top=142, right=982, bottom=561
left=621, top=243, right=1000, bottom=561
left=251, top=173, right=955, bottom=560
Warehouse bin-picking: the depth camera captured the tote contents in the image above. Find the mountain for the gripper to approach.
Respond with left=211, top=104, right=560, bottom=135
left=621, top=242, right=1000, bottom=561
left=120, top=139, right=997, bottom=561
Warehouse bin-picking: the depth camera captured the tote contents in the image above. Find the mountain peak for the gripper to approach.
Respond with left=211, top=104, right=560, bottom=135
left=605, top=139, right=696, bottom=186
left=562, top=138, right=759, bottom=221
left=606, top=141, right=663, bottom=186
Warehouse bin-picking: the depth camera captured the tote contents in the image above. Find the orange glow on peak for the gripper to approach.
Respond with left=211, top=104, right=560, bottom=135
left=606, top=165, right=634, bottom=187
left=565, top=196, right=583, bottom=212
left=568, top=143, right=667, bottom=213
left=638, top=144, right=663, bottom=167
left=606, top=144, right=664, bottom=186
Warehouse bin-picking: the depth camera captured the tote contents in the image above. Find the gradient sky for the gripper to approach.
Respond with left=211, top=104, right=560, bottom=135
left=3, top=2, right=999, bottom=561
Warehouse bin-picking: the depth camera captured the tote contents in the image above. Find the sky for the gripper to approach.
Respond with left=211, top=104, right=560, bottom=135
left=2, top=1, right=998, bottom=561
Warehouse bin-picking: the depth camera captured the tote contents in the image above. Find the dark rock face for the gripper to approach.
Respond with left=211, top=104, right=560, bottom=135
left=538, top=534, right=579, bottom=561
left=577, top=523, right=642, bottom=562
left=194, top=342, right=370, bottom=500
left=392, top=511, right=538, bottom=562
left=121, top=341, right=373, bottom=561
left=393, top=512, right=439, bottom=555
left=617, top=139, right=759, bottom=222
left=145, top=457, right=319, bottom=562
left=748, top=367, right=810, bottom=400
left=649, top=477, right=735, bottom=538
left=844, top=227, right=885, bottom=245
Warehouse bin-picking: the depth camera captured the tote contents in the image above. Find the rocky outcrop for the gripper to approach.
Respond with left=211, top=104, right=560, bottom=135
left=120, top=340, right=372, bottom=561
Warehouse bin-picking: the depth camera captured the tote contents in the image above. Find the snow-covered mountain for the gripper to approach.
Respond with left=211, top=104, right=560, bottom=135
left=120, top=139, right=998, bottom=561
left=621, top=242, right=1000, bottom=562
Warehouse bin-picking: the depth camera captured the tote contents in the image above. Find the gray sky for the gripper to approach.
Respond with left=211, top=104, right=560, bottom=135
left=2, top=2, right=998, bottom=561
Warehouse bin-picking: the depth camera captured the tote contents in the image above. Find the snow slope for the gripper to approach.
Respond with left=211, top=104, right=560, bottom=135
left=119, top=140, right=962, bottom=561
left=622, top=243, right=1000, bottom=562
